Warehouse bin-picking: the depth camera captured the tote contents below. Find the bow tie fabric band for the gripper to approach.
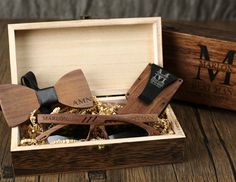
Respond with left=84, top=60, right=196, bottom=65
left=21, top=71, right=58, bottom=114
left=0, top=69, right=93, bottom=127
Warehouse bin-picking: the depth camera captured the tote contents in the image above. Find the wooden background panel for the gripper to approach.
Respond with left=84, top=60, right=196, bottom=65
left=210, top=109, right=236, bottom=179
left=107, top=165, right=178, bottom=182
left=0, top=22, right=15, bottom=181
left=171, top=103, right=217, bottom=181
left=58, top=172, right=88, bottom=182
left=197, top=107, right=235, bottom=181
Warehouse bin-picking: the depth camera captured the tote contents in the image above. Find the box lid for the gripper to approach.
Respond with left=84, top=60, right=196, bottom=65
left=8, top=17, right=162, bottom=96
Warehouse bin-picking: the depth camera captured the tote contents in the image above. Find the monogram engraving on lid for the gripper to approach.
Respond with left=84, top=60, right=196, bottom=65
left=191, top=45, right=236, bottom=97
left=195, top=45, right=236, bottom=85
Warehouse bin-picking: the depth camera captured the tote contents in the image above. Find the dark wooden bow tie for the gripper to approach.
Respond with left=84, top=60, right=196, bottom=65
left=0, top=69, right=93, bottom=127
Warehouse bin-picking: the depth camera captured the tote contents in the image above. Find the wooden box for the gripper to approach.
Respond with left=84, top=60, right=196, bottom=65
left=163, top=21, right=236, bottom=110
left=8, top=18, right=185, bottom=176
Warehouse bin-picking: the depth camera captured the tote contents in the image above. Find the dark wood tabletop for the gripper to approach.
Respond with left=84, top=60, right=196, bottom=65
left=0, top=20, right=236, bottom=182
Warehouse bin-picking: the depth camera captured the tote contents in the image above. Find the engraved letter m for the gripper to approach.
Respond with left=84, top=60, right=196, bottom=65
left=195, top=45, right=235, bottom=85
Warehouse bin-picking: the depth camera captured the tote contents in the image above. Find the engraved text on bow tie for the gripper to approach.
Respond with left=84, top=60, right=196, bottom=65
left=73, top=97, right=93, bottom=107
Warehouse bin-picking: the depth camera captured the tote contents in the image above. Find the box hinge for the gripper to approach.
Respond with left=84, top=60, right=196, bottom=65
left=88, top=170, right=106, bottom=182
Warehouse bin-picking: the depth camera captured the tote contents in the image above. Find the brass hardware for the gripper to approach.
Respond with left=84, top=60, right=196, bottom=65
left=97, top=144, right=105, bottom=150
left=88, top=170, right=106, bottom=181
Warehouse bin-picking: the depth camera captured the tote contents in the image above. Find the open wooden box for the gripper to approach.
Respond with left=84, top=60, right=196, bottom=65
left=8, top=17, right=185, bottom=176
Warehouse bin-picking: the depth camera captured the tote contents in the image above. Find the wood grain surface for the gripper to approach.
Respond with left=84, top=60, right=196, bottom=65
left=11, top=138, right=184, bottom=176
left=0, top=20, right=236, bottom=182
left=163, top=21, right=236, bottom=111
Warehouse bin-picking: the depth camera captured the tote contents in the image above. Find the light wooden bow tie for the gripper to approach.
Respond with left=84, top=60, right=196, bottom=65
left=0, top=69, right=93, bottom=127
